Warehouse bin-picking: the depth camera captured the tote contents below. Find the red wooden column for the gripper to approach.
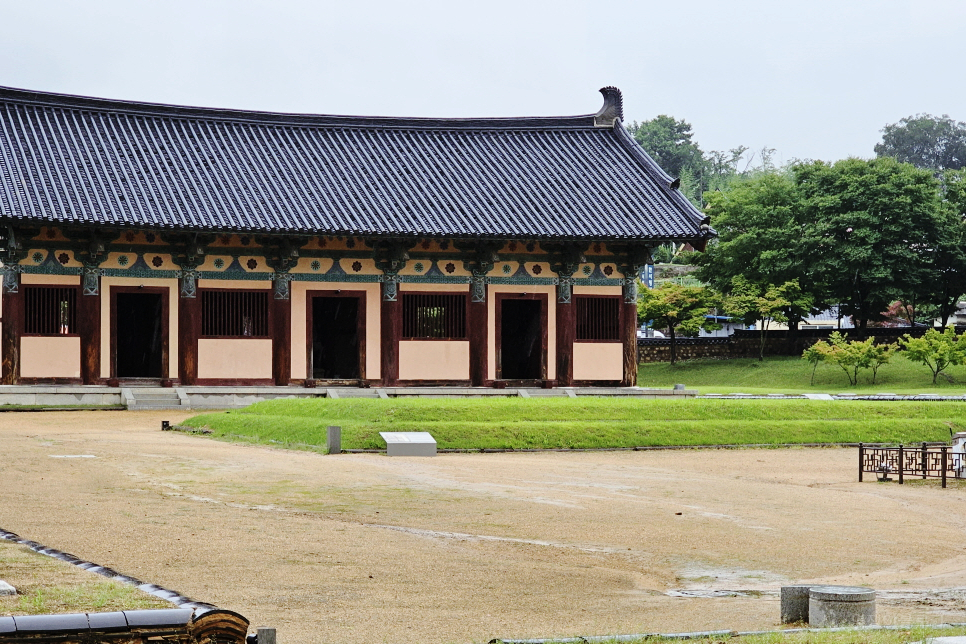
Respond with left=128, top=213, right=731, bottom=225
left=178, top=272, right=199, bottom=386
left=1, top=268, right=22, bottom=385
left=621, top=281, right=638, bottom=387
left=556, top=280, right=574, bottom=387
left=78, top=267, right=101, bottom=384
left=469, top=275, right=487, bottom=386
left=272, top=275, right=292, bottom=386
left=380, top=278, right=400, bottom=386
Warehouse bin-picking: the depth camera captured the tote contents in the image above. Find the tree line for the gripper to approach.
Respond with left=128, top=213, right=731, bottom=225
left=633, top=113, right=966, bottom=362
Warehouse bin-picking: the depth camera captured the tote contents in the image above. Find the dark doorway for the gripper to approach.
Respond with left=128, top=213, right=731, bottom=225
left=500, top=299, right=544, bottom=379
left=115, top=292, right=164, bottom=378
left=311, top=296, right=361, bottom=380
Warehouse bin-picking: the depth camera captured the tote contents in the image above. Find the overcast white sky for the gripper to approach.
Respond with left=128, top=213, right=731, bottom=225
left=1, top=0, right=963, bottom=168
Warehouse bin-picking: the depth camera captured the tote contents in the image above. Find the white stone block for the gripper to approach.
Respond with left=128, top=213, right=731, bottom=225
left=380, top=432, right=437, bottom=457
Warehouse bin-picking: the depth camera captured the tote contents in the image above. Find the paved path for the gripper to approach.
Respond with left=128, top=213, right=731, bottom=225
left=3, top=411, right=966, bottom=643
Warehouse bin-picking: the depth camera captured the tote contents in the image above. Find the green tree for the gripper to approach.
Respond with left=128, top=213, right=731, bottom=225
left=875, top=114, right=966, bottom=171
left=899, top=327, right=966, bottom=383
left=798, top=157, right=945, bottom=330
left=704, top=147, right=750, bottom=193
left=695, top=173, right=821, bottom=325
left=727, top=277, right=813, bottom=361
left=637, top=284, right=721, bottom=365
left=867, top=340, right=897, bottom=384
left=931, top=169, right=966, bottom=325
left=803, top=333, right=896, bottom=386
left=701, top=158, right=961, bottom=330
left=626, top=115, right=704, bottom=179
left=802, top=341, right=827, bottom=385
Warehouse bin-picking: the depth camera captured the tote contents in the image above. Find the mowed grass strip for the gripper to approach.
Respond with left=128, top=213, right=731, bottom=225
left=181, top=398, right=966, bottom=451
left=638, top=355, right=966, bottom=395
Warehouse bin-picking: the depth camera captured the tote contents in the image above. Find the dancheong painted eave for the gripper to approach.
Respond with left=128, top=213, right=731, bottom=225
left=0, top=85, right=714, bottom=245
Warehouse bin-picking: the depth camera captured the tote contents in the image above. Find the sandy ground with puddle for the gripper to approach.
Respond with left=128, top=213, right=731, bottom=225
left=3, top=410, right=966, bottom=643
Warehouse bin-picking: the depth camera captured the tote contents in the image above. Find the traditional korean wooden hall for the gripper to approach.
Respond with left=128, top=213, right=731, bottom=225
left=0, top=85, right=711, bottom=389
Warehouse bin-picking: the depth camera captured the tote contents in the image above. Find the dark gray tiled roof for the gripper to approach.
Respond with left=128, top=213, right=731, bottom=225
left=0, top=86, right=709, bottom=242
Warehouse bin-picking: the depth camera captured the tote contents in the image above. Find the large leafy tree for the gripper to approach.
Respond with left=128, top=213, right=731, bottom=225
left=798, top=157, right=945, bottom=330
left=698, top=158, right=953, bottom=331
left=626, top=115, right=704, bottom=179
left=932, top=169, right=966, bottom=325
left=875, top=114, right=966, bottom=171
left=694, top=172, right=821, bottom=326
left=637, top=284, right=721, bottom=364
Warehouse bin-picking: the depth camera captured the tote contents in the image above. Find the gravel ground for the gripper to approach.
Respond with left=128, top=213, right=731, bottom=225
left=3, top=410, right=966, bottom=644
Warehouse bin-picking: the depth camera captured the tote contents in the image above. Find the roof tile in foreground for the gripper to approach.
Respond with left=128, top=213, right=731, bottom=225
left=0, top=85, right=711, bottom=243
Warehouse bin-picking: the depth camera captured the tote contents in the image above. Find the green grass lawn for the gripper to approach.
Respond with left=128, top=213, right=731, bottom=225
left=638, top=355, right=966, bottom=395
left=182, top=397, right=966, bottom=452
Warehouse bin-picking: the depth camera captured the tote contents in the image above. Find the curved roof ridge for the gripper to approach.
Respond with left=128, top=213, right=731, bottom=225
left=0, top=85, right=598, bottom=131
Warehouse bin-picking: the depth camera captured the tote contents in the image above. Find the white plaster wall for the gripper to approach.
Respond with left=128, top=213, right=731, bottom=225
left=573, top=342, right=624, bottom=381
left=573, top=285, right=621, bottom=296
left=398, top=340, right=470, bottom=380
left=22, top=275, right=81, bottom=285
left=198, top=338, right=273, bottom=379
left=21, top=336, right=81, bottom=378
left=199, top=279, right=272, bottom=290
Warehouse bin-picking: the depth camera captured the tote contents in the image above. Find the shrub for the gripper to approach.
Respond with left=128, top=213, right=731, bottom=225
left=803, top=332, right=897, bottom=386
left=899, top=327, right=966, bottom=383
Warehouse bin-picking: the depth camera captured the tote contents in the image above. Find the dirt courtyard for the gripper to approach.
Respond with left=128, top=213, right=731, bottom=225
left=3, top=411, right=966, bottom=643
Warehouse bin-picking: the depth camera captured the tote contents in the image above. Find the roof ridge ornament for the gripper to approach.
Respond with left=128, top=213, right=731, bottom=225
left=593, top=87, right=623, bottom=128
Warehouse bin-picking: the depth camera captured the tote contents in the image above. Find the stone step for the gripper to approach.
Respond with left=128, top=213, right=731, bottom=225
left=522, top=389, right=569, bottom=397
left=325, top=389, right=381, bottom=399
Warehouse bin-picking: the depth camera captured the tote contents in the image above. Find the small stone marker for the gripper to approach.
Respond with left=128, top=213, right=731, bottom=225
left=808, top=585, right=875, bottom=627
left=0, top=580, right=14, bottom=596
left=380, top=432, right=437, bottom=457
left=780, top=584, right=813, bottom=623
left=257, top=627, right=277, bottom=644
left=674, top=384, right=686, bottom=390
left=326, top=426, right=341, bottom=455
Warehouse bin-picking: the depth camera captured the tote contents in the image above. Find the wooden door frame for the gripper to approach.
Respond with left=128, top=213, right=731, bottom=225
left=494, top=292, right=548, bottom=381
left=110, top=286, right=169, bottom=381
left=305, top=290, right=367, bottom=382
